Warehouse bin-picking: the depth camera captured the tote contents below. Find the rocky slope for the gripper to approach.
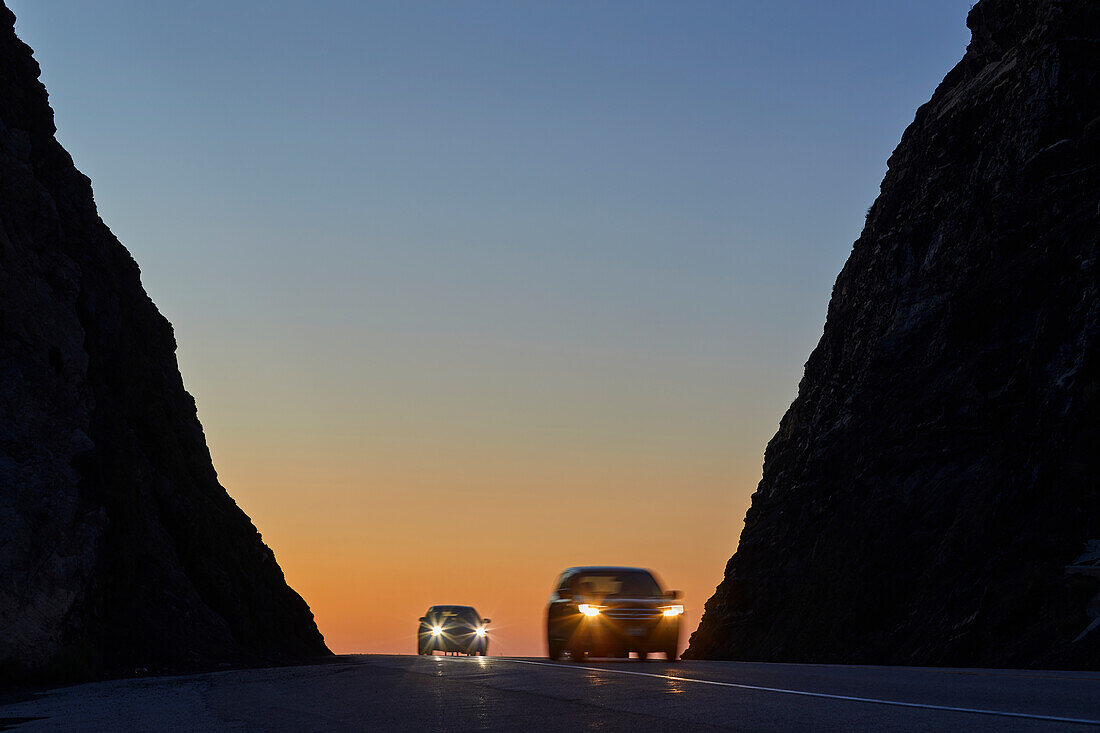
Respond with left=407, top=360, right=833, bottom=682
left=0, top=2, right=329, bottom=681
left=686, top=0, right=1100, bottom=668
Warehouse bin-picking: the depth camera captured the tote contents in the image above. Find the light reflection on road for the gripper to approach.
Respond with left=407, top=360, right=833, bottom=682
left=663, top=675, right=687, bottom=694
left=584, top=668, right=611, bottom=688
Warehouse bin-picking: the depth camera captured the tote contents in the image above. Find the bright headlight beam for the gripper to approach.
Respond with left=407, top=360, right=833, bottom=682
left=475, top=627, right=486, bottom=637
left=431, top=625, right=442, bottom=636
left=663, top=605, right=684, bottom=617
left=578, top=604, right=600, bottom=617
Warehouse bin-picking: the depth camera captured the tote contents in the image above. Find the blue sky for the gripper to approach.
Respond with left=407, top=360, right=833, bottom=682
left=9, top=0, right=974, bottom=413
left=7, top=0, right=975, bottom=653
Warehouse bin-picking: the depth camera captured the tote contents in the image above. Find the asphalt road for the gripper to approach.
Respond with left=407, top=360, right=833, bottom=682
left=3, top=655, right=1100, bottom=732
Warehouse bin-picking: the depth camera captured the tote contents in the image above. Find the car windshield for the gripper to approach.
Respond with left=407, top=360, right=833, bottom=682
left=574, top=571, right=662, bottom=599
left=429, top=606, right=480, bottom=624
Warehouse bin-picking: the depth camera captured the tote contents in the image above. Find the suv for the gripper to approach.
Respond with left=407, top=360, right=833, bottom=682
left=546, top=566, right=682, bottom=661
left=417, top=605, right=491, bottom=656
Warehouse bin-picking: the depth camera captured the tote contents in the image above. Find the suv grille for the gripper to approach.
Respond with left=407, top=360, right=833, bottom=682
left=603, top=608, right=661, bottom=620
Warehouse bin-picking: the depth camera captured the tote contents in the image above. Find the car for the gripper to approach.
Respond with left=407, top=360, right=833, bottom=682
left=546, top=566, right=682, bottom=661
left=417, top=605, right=491, bottom=656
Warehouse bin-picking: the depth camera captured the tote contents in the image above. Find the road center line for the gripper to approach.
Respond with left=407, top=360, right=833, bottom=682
left=494, top=659, right=1100, bottom=727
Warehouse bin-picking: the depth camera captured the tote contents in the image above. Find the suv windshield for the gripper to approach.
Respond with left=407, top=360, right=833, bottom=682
left=573, top=571, right=662, bottom=599
left=429, top=606, right=480, bottom=624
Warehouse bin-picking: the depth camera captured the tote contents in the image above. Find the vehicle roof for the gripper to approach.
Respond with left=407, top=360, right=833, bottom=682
left=427, top=604, right=478, bottom=611
left=564, top=566, right=653, bottom=575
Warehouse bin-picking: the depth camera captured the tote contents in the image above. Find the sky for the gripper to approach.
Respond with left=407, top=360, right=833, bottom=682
left=9, top=0, right=974, bottom=656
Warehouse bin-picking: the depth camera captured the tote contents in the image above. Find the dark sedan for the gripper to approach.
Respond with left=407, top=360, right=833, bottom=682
left=546, top=566, right=682, bottom=661
left=417, top=605, right=491, bottom=656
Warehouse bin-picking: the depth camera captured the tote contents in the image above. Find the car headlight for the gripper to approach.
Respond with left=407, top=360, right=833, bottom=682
left=578, top=604, right=601, bottom=617
left=662, top=605, right=684, bottom=617
left=475, top=627, right=486, bottom=637
left=431, top=625, right=442, bottom=636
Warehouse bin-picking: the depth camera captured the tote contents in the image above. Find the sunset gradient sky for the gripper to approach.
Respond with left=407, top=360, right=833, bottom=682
left=10, top=0, right=973, bottom=655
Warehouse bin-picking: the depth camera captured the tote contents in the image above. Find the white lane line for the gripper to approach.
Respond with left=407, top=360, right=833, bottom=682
left=496, top=659, right=1100, bottom=727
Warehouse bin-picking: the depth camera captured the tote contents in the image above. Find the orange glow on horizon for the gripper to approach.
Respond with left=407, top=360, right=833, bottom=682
left=183, top=327, right=782, bottom=658
left=215, top=444, right=757, bottom=657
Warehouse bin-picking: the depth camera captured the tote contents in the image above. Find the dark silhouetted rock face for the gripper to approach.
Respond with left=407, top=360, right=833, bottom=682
left=0, top=3, right=329, bottom=680
left=687, top=0, right=1100, bottom=668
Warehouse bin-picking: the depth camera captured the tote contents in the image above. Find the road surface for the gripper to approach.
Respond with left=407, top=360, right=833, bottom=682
left=3, top=655, right=1099, bottom=731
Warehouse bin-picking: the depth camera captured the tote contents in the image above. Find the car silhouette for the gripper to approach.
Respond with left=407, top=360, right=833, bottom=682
left=417, top=605, right=491, bottom=656
left=546, top=566, right=682, bottom=661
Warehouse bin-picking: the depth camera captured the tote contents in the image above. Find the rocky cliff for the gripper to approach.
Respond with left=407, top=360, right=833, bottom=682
left=0, top=2, right=329, bottom=681
left=686, top=0, right=1100, bottom=668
